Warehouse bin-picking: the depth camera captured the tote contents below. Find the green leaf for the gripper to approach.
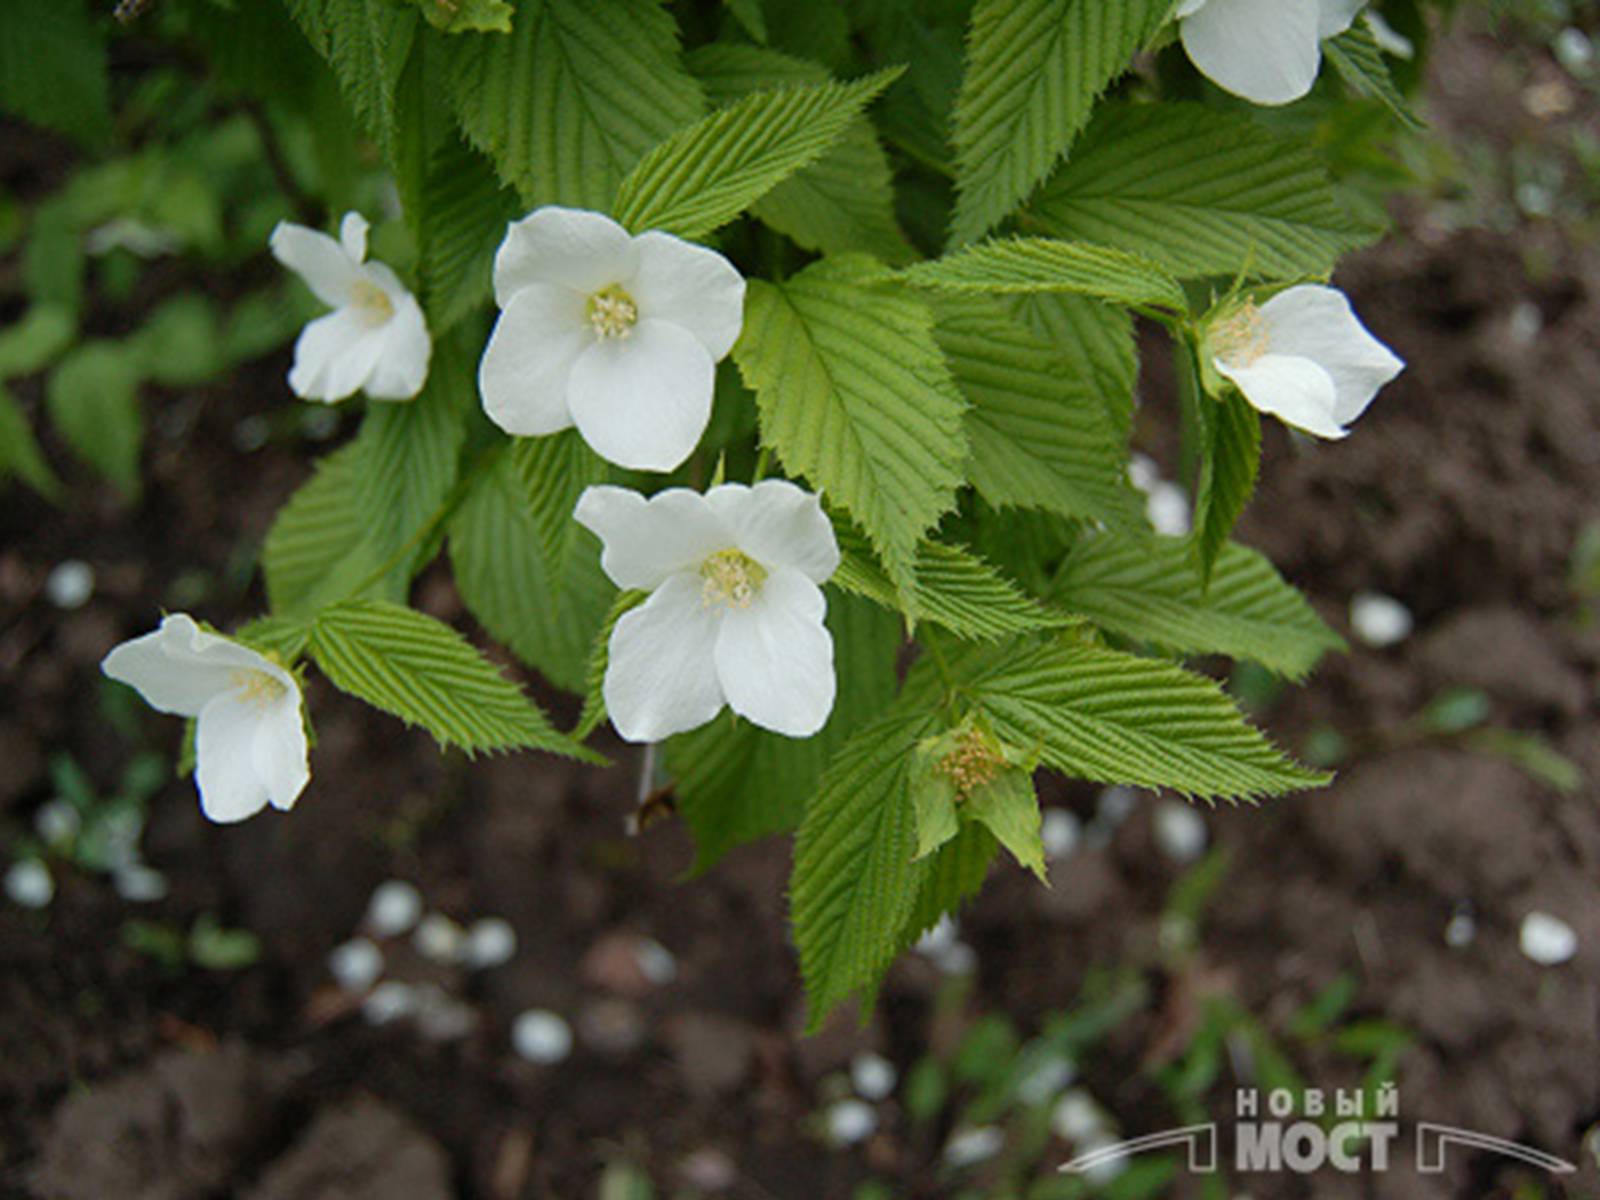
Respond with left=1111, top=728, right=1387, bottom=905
left=957, top=637, right=1329, bottom=800
left=0, top=0, right=110, bottom=145
left=402, top=0, right=514, bottom=33
left=262, top=444, right=407, bottom=619
left=902, top=238, right=1187, bottom=312
left=0, top=304, right=74, bottom=380
left=687, top=44, right=915, bottom=263
left=666, top=592, right=901, bottom=872
left=833, top=527, right=1070, bottom=642
left=932, top=294, right=1139, bottom=527
left=734, top=256, right=968, bottom=595
left=791, top=706, right=940, bottom=1029
left=447, top=441, right=612, bottom=692
left=284, top=0, right=418, bottom=159
left=902, top=821, right=996, bottom=949
left=45, top=342, right=142, bottom=496
left=351, top=335, right=471, bottom=567
left=418, top=138, right=521, bottom=331
left=0, top=383, right=60, bottom=499
left=129, top=295, right=222, bottom=388
left=309, top=599, right=594, bottom=759
left=1011, top=293, right=1138, bottom=439
left=1053, top=535, right=1345, bottom=680
left=443, top=0, right=704, bottom=209
left=614, top=67, right=901, bottom=241
left=949, top=0, right=1170, bottom=244
left=233, top=615, right=312, bottom=665
left=572, top=587, right=645, bottom=741
left=1324, top=22, right=1424, bottom=132
left=1028, top=103, right=1380, bottom=280
left=1192, top=390, right=1262, bottom=587
left=722, top=0, right=767, bottom=44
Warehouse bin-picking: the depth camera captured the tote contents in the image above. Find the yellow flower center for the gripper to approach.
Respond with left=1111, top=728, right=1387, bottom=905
left=1208, top=300, right=1271, bottom=366
left=586, top=284, right=639, bottom=340
left=350, top=278, right=395, bottom=327
left=939, top=727, right=1004, bottom=798
left=231, top=668, right=287, bottom=711
left=700, top=549, right=766, bottom=610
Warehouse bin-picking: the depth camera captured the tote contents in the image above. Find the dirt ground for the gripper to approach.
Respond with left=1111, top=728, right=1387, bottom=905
left=2, top=13, right=1598, bottom=1200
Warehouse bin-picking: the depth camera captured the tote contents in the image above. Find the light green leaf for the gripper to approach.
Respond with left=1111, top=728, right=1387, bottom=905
left=0, top=383, right=60, bottom=499
left=614, top=67, right=901, bottom=241
left=949, top=0, right=1170, bottom=244
left=45, top=342, right=141, bottom=496
left=666, top=593, right=901, bottom=872
left=351, top=335, right=471, bottom=567
left=447, top=441, right=612, bottom=693
left=572, top=587, right=645, bottom=741
left=1010, top=293, right=1138, bottom=438
left=233, top=615, right=312, bottom=665
left=903, top=238, right=1187, bottom=312
left=1325, top=23, right=1424, bottom=131
left=418, top=138, right=520, bottom=331
left=687, top=44, right=915, bottom=263
left=734, top=256, right=968, bottom=595
left=402, top=0, right=514, bottom=33
left=1192, top=390, right=1262, bottom=586
left=933, top=294, right=1139, bottom=527
left=262, top=444, right=407, bottom=619
left=284, top=0, right=418, bottom=159
left=0, top=0, right=110, bottom=145
left=309, top=599, right=594, bottom=759
left=1028, top=103, right=1380, bottom=280
left=1053, top=535, right=1345, bottom=680
left=0, top=304, right=74, bottom=381
left=902, top=821, right=997, bottom=950
left=832, top=526, right=1070, bottom=642
left=967, top=770, right=1046, bottom=882
left=957, top=637, right=1329, bottom=800
left=443, top=0, right=704, bottom=208
left=791, top=706, right=940, bottom=1029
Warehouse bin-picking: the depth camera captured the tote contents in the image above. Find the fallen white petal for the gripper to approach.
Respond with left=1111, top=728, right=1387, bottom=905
left=329, top=937, right=385, bottom=992
left=1153, top=801, right=1208, bottom=864
left=850, top=1053, right=898, bottom=1101
left=366, top=880, right=424, bottom=937
left=512, top=1009, right=574, bottom=1063
left=1520, top=911, right=1577, bottom=965
left=824, top=1100, right=877, bottom=1146
left=1350, top=591, right=1413, bottom=648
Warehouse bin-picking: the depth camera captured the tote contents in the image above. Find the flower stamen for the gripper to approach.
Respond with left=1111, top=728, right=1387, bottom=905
left=349, top=278, right=395, bottom=327
left=587, top=284, right=639, bottom=341
left=700, top=549, right=766, bottom=610
left=231, top=668, right=287, bottom=711
left=1208, top=300, right=1271, bottom=366
left=939, top=726, right=1005, bottom=798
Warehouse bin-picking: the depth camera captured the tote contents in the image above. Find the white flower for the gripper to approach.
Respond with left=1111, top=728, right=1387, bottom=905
left=1204, top=285, right=1404, bottom=439
left=270, top=212, right=431, bottom=403
left=479, top=207, right=745, bottom=472
left=574, top=480, right=838, bottom=742
left=1176, top=0, right=1366, bottom=106
left=101, top=614, right=309, bottom=823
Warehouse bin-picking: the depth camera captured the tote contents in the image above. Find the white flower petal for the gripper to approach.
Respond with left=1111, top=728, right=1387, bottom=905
left=704, top=480, right=839, bottom=584
left=288, top=308, right=388, bottom=403
left=1181, top=0, right=1323, bottom=105
left=604, top=573, right=727, bottom=742
left=1217, top=352, right=1347, bottom=439
left=102, top=614, right=264, bottom=716
left=493, top=206, right=638, bottom=305
left=478, top=282, right=589, bottom=436
left=256, top=695, right=310, bottom=812
left=1258, top=285, right=1403, bottom=425
left=573, top=485, right=731, bottom=590
left=366, top=294, right=432, bottom=400
left=628, top=232, right=746, bottom=360
left=271, top=220, right=359, bottom=308
left=195, top=692, right=274, bottom=823
left=567, top=319, right=714, bottom=472
left=1317, top=0, right=1365, bottom=39
left=713, top=568, right=834, bottom=737
left=1174, top=0, right=1208, bottom=15
left=340, top=211, right=370, bottom=262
